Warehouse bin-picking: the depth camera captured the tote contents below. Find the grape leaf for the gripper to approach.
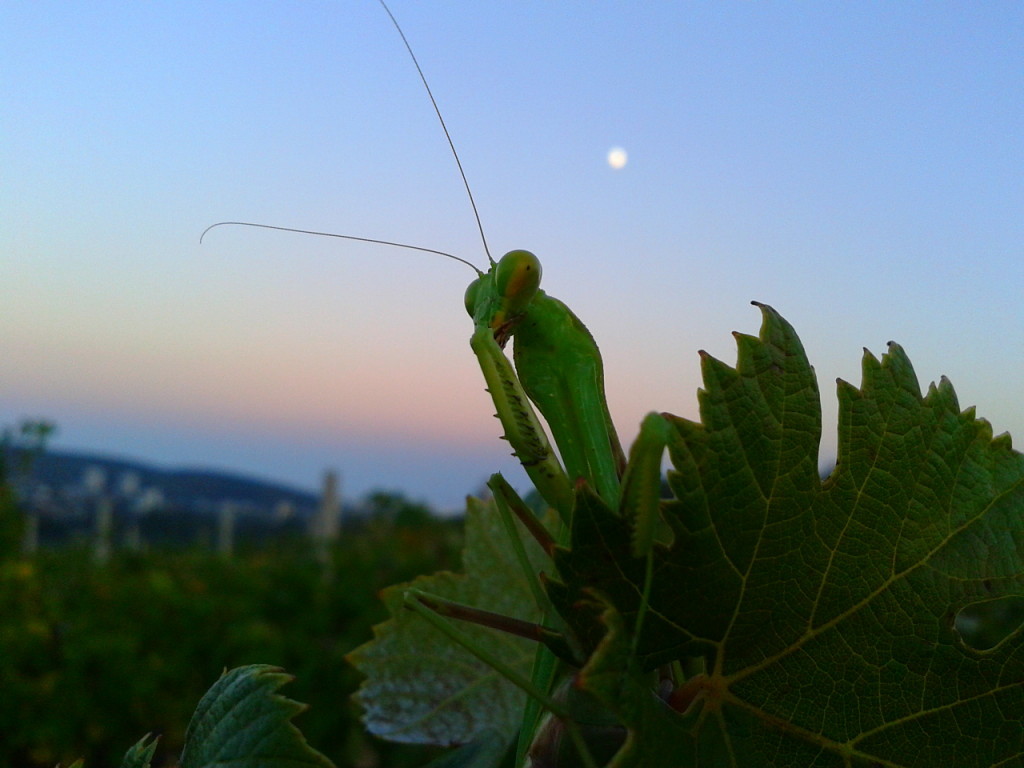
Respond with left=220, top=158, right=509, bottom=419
left=551, top=303, right=1024, bottom=766
left=120, top=734, right=158, bottom=768
left=347, top=495, right=546, bottom=747
left=179, top=664, right=334, bottom=768
left=420, top=728, right=510, bottom=768
left=573, top=596, right=697, bottom=768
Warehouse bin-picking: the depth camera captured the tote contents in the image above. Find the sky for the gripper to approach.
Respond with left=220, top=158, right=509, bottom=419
left=2, top=2, right=1022, bottom=512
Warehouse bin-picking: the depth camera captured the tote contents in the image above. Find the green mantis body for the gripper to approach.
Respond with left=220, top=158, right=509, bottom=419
left=465, top=250, right=627, bottom=515
left=511, top=288, right=627, bottom=509
left=452, top=250, right=675, bottom=767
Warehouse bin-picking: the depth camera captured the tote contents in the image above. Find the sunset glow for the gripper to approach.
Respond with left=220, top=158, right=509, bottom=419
left=3, top=3, right=1021, bottom=509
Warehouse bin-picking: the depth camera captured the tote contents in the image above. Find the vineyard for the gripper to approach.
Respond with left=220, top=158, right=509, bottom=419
left=5, top=301, right=1024, bottom=768
left=0, top=492, right=460, bottom=768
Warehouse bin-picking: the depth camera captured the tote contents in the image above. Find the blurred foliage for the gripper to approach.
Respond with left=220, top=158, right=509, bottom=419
left=0, top=419, right=56, bottom=559
left=0, top=504, right=462, bottom=767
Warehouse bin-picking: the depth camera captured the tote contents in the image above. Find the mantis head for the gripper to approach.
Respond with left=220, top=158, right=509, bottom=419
left=465, top=249, right=542, bottom=347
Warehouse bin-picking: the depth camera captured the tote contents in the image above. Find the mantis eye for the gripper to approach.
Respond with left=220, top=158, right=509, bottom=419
left=495, top=250, right=542, bottom=315
left=464, top=276, right=483, bottom=317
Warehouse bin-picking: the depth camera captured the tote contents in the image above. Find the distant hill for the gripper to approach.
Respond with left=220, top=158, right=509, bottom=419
left=27, top=449, right=319, bottom=515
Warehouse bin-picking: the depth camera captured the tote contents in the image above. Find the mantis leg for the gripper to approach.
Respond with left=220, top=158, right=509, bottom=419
left=619, top=412, right=673, bottom=656
left=487, top=475, right=581, bottom=765
left=403, top=591, right=600, bottom=768
left=471, top=324, right=574, bottom=523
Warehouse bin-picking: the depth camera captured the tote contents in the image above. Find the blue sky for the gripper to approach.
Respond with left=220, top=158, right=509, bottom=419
left=2, top=2, right=1022, bottom=511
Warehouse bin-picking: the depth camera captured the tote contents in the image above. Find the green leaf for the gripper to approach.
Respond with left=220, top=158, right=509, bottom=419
left=574, top=597, right=696, bottom=768
left=179, top=664, right=334, bottom=768
left=552, top=303, right=1024, bottom=766
left=348, top=494, right=548, bottom=746
left=419, top=728, right=511, bottom=768
left=120, top=734, right=158, bottom=768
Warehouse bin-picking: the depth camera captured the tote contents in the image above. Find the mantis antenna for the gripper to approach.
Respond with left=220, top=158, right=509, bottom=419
left=376, top=0, right=494, bottom=267
left=199, top=221, right=482, bottom=275
left=202, top=1, right=494, bottom=275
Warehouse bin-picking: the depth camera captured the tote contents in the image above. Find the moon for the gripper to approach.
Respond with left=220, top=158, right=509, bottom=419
left=607, top=147, right=628, bottom=169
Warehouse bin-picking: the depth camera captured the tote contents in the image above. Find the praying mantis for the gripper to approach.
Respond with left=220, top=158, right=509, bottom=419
left=454, top=247, right=675, bottom=766
left=205, top=3, right=682, bottom=765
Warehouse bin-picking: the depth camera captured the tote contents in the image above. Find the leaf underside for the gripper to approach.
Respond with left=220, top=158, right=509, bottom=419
left=347, top=497, right=547, bottom=747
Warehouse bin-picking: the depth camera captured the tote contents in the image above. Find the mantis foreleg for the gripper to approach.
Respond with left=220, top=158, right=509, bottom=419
left=471, top=325, right=575, bottom=522
left=619, top=411, right=673, bottom=657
